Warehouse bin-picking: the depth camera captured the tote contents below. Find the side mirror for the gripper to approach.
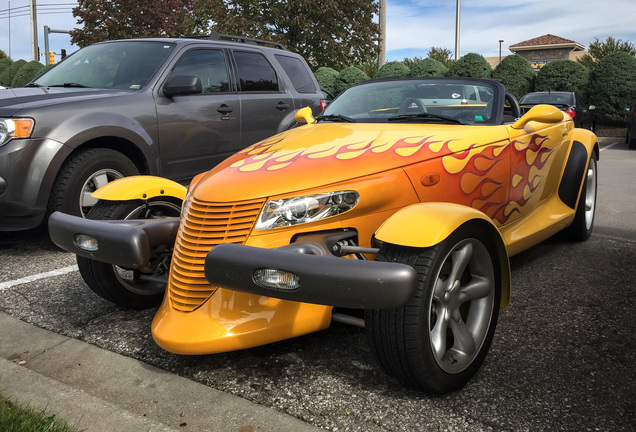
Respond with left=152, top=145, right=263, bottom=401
left=163, top=75, right=202, bottom=98
left=511, top=104, right=564, bottom=129
left=294, top=106, right=315, bottom=124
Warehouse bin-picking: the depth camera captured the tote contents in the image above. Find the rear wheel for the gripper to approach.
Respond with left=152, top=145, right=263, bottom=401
left=366, top=225, right=501, bottom=393
left=77, top=198, right=181, bottom=309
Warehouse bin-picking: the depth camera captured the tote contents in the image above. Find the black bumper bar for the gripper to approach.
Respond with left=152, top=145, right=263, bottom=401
left=48, top=211, right=179, bottom=269
left=204, top=242, right=419, bottom=309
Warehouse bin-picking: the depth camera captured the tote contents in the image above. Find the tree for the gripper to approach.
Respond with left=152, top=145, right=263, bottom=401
left=314, top=66, right=339, bottom=94
left=11, top=60, right=46, bottom=87
left=428, top=47, right=454, bottom=69
left=193, top=0, right=380, bottom=70
left=0, top=50, right=7, bottom=60
left=492, top=54, right=535, bottom=98
left=578, top=36, right=636, bottom=70
left=376, top=61, right=409, bottom=78
left=447, top=53, right=492, bottom=78
left=0, top=59, right=26, bottom=87
left=535, top=60, right=589, bottom=95
left=334, top=66, right=369, bottom=95
left=588, top=52, right=636, bottom=124
left=70, top=0, right=196, bottom=47
left=409, top=58, right=447, bottom=78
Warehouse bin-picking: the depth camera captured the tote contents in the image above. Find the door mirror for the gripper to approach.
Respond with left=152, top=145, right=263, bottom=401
left=512, top=104, right=564, bottom=129
left=163, top=75, right=202, bottom=98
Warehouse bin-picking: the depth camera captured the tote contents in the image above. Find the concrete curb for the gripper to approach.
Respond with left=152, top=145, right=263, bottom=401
left=0, top=312, right=322, bottom=432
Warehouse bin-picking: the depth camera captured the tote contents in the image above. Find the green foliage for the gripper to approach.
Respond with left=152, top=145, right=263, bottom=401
left=0, top=59, right=26, bottom=87
left=588, top=52, right=636, bottom=124
left=578, top=36, right=636, bottom=70
left=447, top=53, right=492, bottom=78
left=409, top=58, right=448, bottom=78
left=0, top=394, right=77, bottom=432
left=334, top=66, right=369, bottom=95
left=0, top=58, right=12, bottom=82
left=428, top=47, right=454, bottom=69
left=11, top=61, right=46, bottom=87
left=314, top=67, right=339, bottom=94
left=376, top=61, right=410, bottom=78
left=535, top=60, right=590, bottom=95
left=402, top=57, right=424, bottom=69
left=0, top=50, right=7, bottom=60
left=492, top=54, right=535, bottom=98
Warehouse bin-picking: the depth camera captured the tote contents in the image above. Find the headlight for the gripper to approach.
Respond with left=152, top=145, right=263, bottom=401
left=255, top=190, right=359, bottom=230
left=0, top=118, right=35, bottom=146
left=180, top=190, right=191, bottom=219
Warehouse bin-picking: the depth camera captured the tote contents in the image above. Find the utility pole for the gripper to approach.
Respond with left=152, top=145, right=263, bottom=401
left=454, top=0, right=460, bottom=60
left=378, top=0, right=386, bottom=69
left=30, top=0, right=38, bottom=61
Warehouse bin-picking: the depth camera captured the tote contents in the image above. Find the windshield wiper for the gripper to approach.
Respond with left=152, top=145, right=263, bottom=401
left=315, top=114, right=357, bottom=123
left=388, top=112, right=465, bottom=125
left=24, top=82, right=42, bottom=87
left=48, top=83, right=91, bottom=88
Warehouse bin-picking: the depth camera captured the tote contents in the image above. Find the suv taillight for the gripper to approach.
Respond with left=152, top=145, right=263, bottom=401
left=320, top=99, right=327, bottom=111
left=564, top=109, right=575, bottom=118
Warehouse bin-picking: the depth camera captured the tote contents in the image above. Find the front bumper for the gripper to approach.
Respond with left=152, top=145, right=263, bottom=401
left=48, top=211, right=179, bottom=268
left=204, top=241, right=419, bottom=309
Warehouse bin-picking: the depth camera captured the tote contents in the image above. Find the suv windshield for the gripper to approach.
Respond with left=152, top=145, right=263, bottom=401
left=34, top=41, right=176, bottom=90
left=323, top=78, right=500, bottom=125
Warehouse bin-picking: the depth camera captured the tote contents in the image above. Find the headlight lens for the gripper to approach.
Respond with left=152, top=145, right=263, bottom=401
left=255, top=190, right=359, bottom=230
left=0, top=118, right=35, bottom=146
left=180, top=190, right=191, bottom=219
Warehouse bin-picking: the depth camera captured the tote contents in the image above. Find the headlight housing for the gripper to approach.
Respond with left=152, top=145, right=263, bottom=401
left=0, top=118, right=35, bottom=147
left=180, top=190, right=191, bottom=219
left=255, top=190, right=359, bottom=230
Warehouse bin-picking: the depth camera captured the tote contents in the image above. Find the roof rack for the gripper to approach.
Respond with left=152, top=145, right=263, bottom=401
left=188, top=33, right=287, bottom=50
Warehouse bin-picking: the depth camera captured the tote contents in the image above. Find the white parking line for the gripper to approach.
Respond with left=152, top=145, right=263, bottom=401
left=0, top=265, right=78, bottom=291
left=600, top=141, right=621, bottom=152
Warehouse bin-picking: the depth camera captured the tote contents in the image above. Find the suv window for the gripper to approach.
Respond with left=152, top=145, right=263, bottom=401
left=275, top=54, right=317, bottom=93
left=234, top=51, right=279, bottom=92
left=171, top=49, right=230, bottom=93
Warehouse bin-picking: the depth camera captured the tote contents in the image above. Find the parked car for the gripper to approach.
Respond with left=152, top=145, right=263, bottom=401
left=519, top=91, right=595, bottom=131
left=625, top=106, right=636, bottom=149
left=50, top=77, right=599, bottom=393
left=0, top=35, right=325, bottom=231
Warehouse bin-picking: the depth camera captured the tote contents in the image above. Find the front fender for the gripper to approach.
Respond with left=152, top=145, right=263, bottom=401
left=375, top=202, right=511, bottom=309
left=92, top=175, right=187, bottom=202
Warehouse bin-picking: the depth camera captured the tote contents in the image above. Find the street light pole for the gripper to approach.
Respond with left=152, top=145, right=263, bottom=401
left=499, top=40, right=504, bottom=64
left=455, top=0, right=460, bottom=60
left=378, top=0, right=386, bottom=69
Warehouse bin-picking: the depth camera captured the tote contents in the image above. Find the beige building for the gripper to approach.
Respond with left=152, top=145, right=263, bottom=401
left=487, top=34, right=587, bottom=70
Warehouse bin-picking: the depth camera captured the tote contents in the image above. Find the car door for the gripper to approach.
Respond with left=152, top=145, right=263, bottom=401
left=232, top=50, right=294, bottom=147
left=156, top=48, right=242, bottom=181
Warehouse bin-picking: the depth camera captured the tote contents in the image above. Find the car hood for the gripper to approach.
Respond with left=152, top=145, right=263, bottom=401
left=0, top=87, right=135, bottom=115
left=192, top=122, right=511, bottom=202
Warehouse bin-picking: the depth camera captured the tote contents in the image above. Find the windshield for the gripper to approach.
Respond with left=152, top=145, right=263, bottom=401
left=34, top=41, right=176, bottom=90
left=322, top=78, right=501, bottom=125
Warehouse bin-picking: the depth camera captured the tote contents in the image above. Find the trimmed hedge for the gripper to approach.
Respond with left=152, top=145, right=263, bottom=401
left=534, top=60, right=590, bottom=95
left=334, top=66, right=369, bottom=95
left=409, top=58, right=448, bottom=78
left=588, top=52, right=636, bottom=124
left=376, top=61, right=410, bottom=78
left=314, top=66, right=339, bottom=95
left=447, top=53, right=492, bottom=78
left=492, top=54, right=535, bottom=99
left=11, top=60, right=46, bottom=87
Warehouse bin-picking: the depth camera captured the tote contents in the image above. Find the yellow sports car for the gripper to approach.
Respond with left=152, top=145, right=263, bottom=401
left=50, top=77, right=599, bottom=393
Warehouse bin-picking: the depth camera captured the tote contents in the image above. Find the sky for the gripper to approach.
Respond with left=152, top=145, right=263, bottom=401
left=1, top=0, right=635, bottom=64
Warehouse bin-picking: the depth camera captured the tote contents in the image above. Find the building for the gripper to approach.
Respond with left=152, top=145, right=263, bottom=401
left=509, top=34, right=586, bottom=70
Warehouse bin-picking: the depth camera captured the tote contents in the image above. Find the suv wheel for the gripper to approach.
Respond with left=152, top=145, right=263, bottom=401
left=48, top=148, right=139, bottom=218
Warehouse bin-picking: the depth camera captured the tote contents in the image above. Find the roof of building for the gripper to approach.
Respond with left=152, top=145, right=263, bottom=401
left=510, top=34, right=585, bottom=51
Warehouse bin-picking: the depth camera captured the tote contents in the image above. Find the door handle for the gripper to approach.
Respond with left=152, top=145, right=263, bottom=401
left=276, top=102, right=290, bottom=111
left=217, top=104, right=233, bottom=114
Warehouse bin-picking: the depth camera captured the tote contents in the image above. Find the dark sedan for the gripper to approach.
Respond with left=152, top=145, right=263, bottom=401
left=520, top=91, right=595, bottom=131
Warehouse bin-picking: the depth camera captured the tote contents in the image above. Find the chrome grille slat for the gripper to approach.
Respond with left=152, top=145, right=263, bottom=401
left=168, top=197, right=264, bottom=312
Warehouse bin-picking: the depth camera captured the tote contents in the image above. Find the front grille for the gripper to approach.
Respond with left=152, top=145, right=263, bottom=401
left=168, top=196, right=265, bottom=312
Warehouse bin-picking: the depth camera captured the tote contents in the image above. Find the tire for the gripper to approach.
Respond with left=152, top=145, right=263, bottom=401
left=563, top=155, right=597, bottom=241
left=48, top=148, right=139, bottom=219
left=628, top=125, right=636, bottom=150
left=366, top=225, right=501, bottom=393
left=77, top=198, right=181, bottom=309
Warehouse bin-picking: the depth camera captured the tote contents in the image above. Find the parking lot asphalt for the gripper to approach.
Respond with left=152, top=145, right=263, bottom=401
left=0, top=311, right=322, bottom=432
left=0, top=136, right=634, bottom=432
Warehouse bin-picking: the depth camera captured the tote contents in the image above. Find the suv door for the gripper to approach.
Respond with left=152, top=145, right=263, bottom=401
left=156, top=48, right=241, bottom=181
left=232, top=50, right=294, bottom=147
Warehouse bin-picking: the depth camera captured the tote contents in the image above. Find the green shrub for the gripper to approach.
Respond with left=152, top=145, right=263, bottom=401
left=447, top=53, right=492, bottom=78
left=334, top=66, right=369, bottom=95
left=492, top=54, right=535, bottom=99
left=0, top=58, right=12, bottom=84
left=588, top=52, right=636, bottom=124
left=0, top=59, right=26, bottom=87
left=376, top=61, right=410, bottom=78
left=314, top=66, right=339, bottom=95
left=409, top=58, right=448, bottom=78
left=534, top=60, right=590, bottom=95
left=11, top=60, right=46, bottom=87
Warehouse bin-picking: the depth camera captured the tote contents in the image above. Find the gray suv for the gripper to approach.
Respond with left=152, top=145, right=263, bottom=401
left=0, top=35, right=325, bottom=231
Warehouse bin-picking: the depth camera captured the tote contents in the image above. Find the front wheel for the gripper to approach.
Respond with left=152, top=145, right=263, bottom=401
left=563, top=155, right=597, bottom=241
left=77, top=198, right=181, bottom=309
left=366, top=225, right=501, bottom=393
